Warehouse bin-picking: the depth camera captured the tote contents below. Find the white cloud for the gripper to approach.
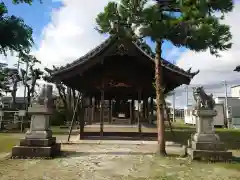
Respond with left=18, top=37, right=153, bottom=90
left=2, top=0, right=239, bottom=106
left=0, top=0, right=113, bottom=96
left=35, top=0, right=159, bottom=68
left=34, top=0, right=114, bottom=68
left=37, top=0, right=240, bottom=85
left=173, top=4, right=240, bottom=108
left=177, top=3, right=240, bottom=86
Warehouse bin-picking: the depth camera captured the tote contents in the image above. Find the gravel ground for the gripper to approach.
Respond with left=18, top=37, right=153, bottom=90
left=0, top=142, right=239, bottom=180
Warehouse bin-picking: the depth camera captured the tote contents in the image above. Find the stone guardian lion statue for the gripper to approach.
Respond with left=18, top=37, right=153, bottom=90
left=193, top=86, right=215, bottom=110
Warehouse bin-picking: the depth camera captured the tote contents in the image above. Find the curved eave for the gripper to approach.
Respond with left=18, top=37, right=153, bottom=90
left=234, top=65, right=240, bottom=72
left=52, top=36, right=199, bottom=82
left=52, top=37, right=114, bottom=76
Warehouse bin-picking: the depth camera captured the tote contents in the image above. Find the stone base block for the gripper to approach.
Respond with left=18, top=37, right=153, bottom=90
left=188, top=148, right=232, bottom=161
left=25, top=130, right=52, bottom=139
left=11, top=143, right=61, bottom=158
left=19, top=137, right=56, bottom=147
left=192, top=133, right=220, bottom=142
left=191, top=141, right=226, bottom=151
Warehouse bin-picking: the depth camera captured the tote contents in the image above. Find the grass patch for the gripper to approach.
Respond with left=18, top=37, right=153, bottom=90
left=169, top=122, right=240, bottom=149
left=0, top=134, right=19, bottom=153
left=220, top=162, right=240, bottom=171
left=149, top=155, right=240, bottom=179
left=51, top=126, right=79, bottom=135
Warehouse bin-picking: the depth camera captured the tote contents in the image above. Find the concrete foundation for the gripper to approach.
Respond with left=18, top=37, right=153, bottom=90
left=12, top=137, right=61, bottom=158
left=188, top=148, right=232, bottom=161
left=11, top=86, right=61, bottom=158
left=188, top=109, right=232, bottom=161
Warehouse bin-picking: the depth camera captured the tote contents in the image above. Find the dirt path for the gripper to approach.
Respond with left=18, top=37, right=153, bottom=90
left=0, top=143, right=239, bottom=180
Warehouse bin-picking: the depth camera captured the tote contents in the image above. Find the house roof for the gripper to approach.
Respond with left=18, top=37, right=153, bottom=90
left=231, top=85, right=240, bottom=89
left=52, top=36, right=199, bottom=79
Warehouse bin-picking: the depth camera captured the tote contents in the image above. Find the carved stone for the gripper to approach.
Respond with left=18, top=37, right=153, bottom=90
left=193, top=86, right=215, bottom=110
left=187, top=87, right=232, bottom=161
left=12, top=84, right=61, bottom=158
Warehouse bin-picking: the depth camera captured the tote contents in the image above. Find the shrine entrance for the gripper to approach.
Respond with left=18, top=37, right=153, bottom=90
left=52, top=36, right=197, bottom=140
left=113, top=100, right=130, bottom=119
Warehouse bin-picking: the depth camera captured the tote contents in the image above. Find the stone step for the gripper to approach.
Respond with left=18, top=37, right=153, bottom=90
left=19, top=137, right=56, bottom=147
left=187, top=148, right=232, bottom=161
left=12, top=143, right=61, bottom=158
left=191, top=141, right=226, bottom=151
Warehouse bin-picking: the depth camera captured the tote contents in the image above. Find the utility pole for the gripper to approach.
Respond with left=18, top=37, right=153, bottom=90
left=224, top=80, right=228, bottom=114
left=224, top=80, right=231, bottom=128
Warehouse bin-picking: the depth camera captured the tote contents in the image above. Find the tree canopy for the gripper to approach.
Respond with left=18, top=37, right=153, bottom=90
left=0, top=0, right=42, bottom=55
left=96, top=0, right=233, bottom=56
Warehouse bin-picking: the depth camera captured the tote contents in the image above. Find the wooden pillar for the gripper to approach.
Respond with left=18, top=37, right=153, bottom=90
left=88, top=96, right=92, bottom=125
left=91, top=97, right=95, bottom=124
left=95, top=98, right=99, bottom=122
left=146, top=97, right=149, bottom=122
left=143, top=97, right=148, bottom=120
left=129, top=100, right=132, bottom=124
left=138, top=89, right=142, bottom=133
left=150, top=97, right=154, bottom=124
left=79, top=96, right=85, bottom=140
left=130, top=99, right=134, bottom=124
left=108, top=100, right=112, bottom=124
left=100, top=84, right=104, bottom=137
left=143, top=98, right=147, bottom=119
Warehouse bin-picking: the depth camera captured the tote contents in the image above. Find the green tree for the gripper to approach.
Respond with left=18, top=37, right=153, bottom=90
left=0, top=0, right=42, bottom=56
left=43, top=67, right=80, bottom=123
left=96, top=0, right=233, bottom=155
left=19, top=53, right=43, bottom=107
left=0, top=62, right=11, bottom=97
left=3, top=67, right=21, bottom=108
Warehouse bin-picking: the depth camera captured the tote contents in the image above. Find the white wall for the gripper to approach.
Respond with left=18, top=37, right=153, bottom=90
left=231, top=86, right=240, bottom=97
left=215, top=97, right=240, bottom=108
left=184, top=104, right=224, bottom=126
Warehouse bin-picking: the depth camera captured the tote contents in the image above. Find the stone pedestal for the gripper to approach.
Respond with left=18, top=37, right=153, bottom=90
left=188, top=109, right=232, bottom=161
left=12, top=105, right=61, bottom=158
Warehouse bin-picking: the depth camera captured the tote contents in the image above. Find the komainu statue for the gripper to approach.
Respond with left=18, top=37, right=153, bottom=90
left=193, top=86, right=215, bottom=110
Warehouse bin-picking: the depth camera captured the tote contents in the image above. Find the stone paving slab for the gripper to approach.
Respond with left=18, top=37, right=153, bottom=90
left=0, top=143, right=239, bottom=180
left=61, top=140, right=186, bottom=156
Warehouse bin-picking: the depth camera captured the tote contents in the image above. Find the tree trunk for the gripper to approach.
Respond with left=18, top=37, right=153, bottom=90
left=155, top=40, right=167, bottom=156
left=27, top=91, right=31, bottom=108
left=11, top=89, right=17, bottom=109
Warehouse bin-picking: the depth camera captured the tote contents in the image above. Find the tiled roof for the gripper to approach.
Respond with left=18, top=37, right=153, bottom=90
left=52, top=36, right=198, bottom=78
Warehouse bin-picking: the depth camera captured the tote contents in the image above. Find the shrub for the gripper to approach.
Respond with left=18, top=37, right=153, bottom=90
left=50, top=110, right=66, bottom=126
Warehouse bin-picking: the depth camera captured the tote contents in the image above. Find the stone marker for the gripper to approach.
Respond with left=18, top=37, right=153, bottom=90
left=12, top=84, right=61, bottom=158
left=187, top=86, right=232, bottom=161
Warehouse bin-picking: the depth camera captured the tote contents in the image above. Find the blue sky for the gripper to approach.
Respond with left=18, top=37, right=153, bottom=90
left=4, top=0, right=185, bottom=64
left=3, top=0, right=240, bottom=107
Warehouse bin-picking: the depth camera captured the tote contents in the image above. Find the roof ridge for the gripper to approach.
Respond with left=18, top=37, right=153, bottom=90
left=53, top=35, right=197, bottom=78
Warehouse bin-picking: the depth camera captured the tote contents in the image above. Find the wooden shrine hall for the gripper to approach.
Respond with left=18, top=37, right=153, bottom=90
left=52, top=36, right=198, bottom=138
